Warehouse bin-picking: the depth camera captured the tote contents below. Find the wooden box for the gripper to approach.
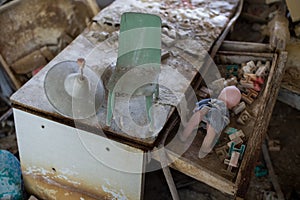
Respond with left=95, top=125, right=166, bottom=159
left=162, top=41, right=287, bottom=197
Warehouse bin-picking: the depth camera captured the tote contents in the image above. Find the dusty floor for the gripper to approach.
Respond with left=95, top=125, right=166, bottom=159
left=143, top=101, right=300, bottom=200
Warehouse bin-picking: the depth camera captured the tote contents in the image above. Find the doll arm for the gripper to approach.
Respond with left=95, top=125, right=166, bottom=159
left=198, top=124, right=217, bottom=158
left=179, top=106, right=210, bottom=142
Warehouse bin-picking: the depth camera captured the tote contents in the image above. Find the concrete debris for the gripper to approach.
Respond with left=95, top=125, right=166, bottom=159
left=0, top=0, right=95, bottom=83
left=162, top=34, right=176, bottom=47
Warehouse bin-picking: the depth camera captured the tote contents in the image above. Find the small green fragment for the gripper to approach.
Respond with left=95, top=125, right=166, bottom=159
left=224, top=127, right=238, bottom=135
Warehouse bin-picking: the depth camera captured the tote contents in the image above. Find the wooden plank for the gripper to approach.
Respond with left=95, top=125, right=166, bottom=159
left=262, top=140, right=285, bottom=200
left=277, top=87, right=300, bottom=110
left=278, top=40, right=300, bottom=110
left=220, top=41, right=273, bottom=53
left=86, top=0, right=100, bottom=16
left=236, top=52, right=288, bottom=197
left=285, top=0, right=300, bottom=22
left=0, top=53, right=21, bottom=89
left=209, top=0, right=243, bottom=58
left=165, top=147, right=237, bottom=195
left=268, top=11, right=290, bottom=51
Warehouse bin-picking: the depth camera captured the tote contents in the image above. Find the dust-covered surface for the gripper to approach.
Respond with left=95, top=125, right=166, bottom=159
left=10, top=0, right=240, bottom=146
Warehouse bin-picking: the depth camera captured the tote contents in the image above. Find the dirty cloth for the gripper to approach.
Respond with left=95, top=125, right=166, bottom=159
left=194, top=98, right=230, bottom=134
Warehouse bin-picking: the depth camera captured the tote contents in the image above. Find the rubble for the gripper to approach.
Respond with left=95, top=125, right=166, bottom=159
left=0, top=0, right=95, bottom=85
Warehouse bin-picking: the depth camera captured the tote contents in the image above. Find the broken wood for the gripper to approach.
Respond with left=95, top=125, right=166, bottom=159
left=262, top=140, right=285, bottom=200
left=278, top=40, right=300, bottom=110
left=278, top=87, right=300, bottom=110
left=268, top=11, right=290, bottom=51
left=210, top=0, right=244, bottom=58
left=40, top=46, right=54, bottom=61
left=0, top=108, right=12, bottom=123
left=11, top=50, right=47, bottom=74
left=236, top=51, right=288, bottom=198
left=220, top=41, right=273, bottom=53
left=86, top=0, right=100, bottom=16
left=156, top=114, right=181, bottom=200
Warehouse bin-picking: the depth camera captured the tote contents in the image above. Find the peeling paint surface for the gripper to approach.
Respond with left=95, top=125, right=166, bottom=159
left=14, top=109, right=144, bottom=200
left=24, top=166, right=81, bottom=187
left=101, top=179, right=128, bottom=200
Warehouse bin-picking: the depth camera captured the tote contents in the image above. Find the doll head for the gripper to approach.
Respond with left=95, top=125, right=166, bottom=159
left=218, top=86, right=241, bottom=109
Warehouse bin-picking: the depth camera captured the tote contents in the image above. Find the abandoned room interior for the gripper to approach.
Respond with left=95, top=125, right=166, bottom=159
left=0, top=0, right=300, bottom=199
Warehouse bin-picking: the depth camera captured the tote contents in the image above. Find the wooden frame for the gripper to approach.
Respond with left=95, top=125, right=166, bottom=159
left=157, top=44, right=287, bottom=198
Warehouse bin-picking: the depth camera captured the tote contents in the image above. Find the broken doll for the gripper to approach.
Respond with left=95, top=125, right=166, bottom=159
left=179, top=86, right=242, bottom=158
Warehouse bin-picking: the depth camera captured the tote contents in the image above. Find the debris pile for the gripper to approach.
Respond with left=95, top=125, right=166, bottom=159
left=198, top=59, right=272, bottom=175
left=0, top=0, right=95, bottom=87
